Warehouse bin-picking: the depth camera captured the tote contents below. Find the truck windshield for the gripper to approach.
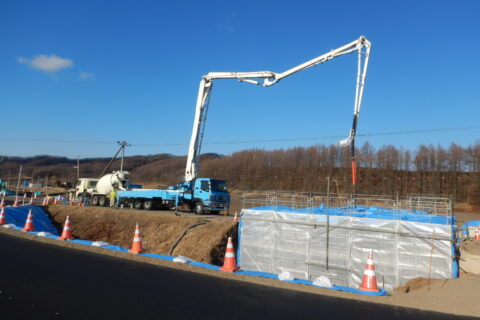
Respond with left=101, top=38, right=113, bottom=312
left=210, top=180, right=227, bottom=192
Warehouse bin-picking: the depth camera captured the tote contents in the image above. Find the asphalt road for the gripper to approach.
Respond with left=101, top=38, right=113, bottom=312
left=0, top=233, right=476, bottom=320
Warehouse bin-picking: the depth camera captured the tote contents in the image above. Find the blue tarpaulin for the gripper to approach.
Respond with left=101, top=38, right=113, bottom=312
left=249, top=205, right=455, bottom=225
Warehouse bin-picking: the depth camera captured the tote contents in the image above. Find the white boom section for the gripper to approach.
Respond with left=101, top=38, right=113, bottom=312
left=184, top=36, right=371, bottom=182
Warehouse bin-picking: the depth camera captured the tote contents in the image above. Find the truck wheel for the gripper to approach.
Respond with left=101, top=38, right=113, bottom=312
left=143, top=200, right=153, bottom=210
left=194, top=202, right=204, bottom=215
left=98, top=196, right=106, bottom=207
left=134, top=199, right=143, bottom=210
left=92, top=195, right=99, bottom=206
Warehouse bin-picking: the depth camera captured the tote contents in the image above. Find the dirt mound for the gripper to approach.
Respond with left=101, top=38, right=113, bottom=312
left=46, top=206, right=237, bottom=264
left=460, top=239, right=480, bottom=255
left=391, top=275, right=480, bottom=316
left=394, top=277, right=444, bottom=293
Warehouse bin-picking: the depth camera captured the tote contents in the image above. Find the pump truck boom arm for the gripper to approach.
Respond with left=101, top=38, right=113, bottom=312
left=185, top=36, right=371, bottom=184
left=185, top=72, right=275, bottom=181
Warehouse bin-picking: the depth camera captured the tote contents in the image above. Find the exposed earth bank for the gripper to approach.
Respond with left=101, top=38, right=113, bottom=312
left=46, top=205, right=237, bottom=265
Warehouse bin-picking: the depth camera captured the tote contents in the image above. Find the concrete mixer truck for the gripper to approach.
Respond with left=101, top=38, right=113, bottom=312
left=75, top=171, right=129, bottom=206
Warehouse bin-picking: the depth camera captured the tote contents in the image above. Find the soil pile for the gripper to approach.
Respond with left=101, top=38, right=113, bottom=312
left=391, top=275, right=480, bottom=316
left=460, top=239, right=480, bottom=255
left=459, top=240, right=480, bottom=274
left=46, top=206, right=237, bottom=264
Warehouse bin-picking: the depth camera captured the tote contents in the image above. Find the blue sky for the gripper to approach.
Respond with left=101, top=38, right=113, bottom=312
left=0, top=0, right=479, bottom=158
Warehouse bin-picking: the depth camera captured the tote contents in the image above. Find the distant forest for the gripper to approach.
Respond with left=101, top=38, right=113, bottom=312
left=1, top=141, right=479, bottom=204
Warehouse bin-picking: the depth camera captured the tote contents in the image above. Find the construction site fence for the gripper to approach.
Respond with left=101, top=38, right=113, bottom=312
left=239, top=190, right=454, bottom=217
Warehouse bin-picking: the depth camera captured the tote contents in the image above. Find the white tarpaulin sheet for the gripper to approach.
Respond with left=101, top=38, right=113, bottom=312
left=238, top=207, right=455, bottom=291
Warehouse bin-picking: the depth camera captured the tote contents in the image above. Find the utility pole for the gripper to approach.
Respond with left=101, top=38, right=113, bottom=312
left=76, top=156, right=80, bottom=181
left=117, top=141, right=131, bottom=171
left=98, top=141, right=131, bottom=178
left=15, top=164, right=22, bottom=196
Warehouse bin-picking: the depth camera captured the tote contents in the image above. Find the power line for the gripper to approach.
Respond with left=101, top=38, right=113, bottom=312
left=1, top=125, right=479, bottom=147
left=137, top=125, right=480, bottom=146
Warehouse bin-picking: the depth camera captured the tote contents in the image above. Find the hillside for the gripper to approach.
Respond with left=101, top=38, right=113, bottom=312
left=1, top=142, right=479, bottom=203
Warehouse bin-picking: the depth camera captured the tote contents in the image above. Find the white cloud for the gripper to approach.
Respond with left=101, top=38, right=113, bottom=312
left=18, top=54, right=73, bottom=73
left=79, top=72, right=95, bottom=80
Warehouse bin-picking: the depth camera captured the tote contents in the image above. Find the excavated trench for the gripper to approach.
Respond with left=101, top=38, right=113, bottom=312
left=45, top=205, right=238, bottom=265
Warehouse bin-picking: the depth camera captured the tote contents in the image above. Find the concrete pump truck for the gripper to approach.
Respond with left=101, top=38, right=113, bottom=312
left=117, top=36, right=371, bottom=214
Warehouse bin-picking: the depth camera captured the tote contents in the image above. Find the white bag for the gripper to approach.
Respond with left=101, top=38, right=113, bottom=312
left=92, top=241, right=110, bottom=247
left=173, top=256, right=191, bottom=264
left=278, top=268, right=294, bottom=281
left=313, top=275, right=333, bottom=288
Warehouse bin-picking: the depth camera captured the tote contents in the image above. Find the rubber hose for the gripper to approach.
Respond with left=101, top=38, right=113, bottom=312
left=169, top=221, right=209, bottom=255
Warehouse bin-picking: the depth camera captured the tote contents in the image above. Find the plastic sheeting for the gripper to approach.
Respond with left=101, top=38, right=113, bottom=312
left=1, top=205, right=60, bottom=235
left=239, top=206, right=456, bottom=291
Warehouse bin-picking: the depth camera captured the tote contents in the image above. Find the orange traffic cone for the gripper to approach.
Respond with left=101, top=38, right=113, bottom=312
left=128, top=223, right=144, bottom=254
left=220, top=237, right=240, bottom=272
left=70, top=199, right=75, bottom=206
left=359, top=250, right=380, bottom=292
left=0, top=207, right=6, bottom=225
left=29, top=196, right=34, bottom=205
left=233, top=212, right=239, bottom=223
left=0, top=196, right=5, bottom=208
left=22, top=193, right=27, bottom=205
left=59, top=216, right=74, bottom=240
left=13, top=197, right=19, bottom=207
left=473, top=227, right=480, bottom=241
left=22, top=209, right=35, bottom=231
left=53, top=196, right=58, bottom=205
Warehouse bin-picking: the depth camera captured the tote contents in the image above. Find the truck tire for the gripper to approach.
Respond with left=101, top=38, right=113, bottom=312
left=134, top=199, right=143, bottom=210
left=143, top=200, right=153, bottom=210
left=194, top=202, right=204, bottom=215
left=98, top=196, right=106, bottom=207
left=92, top=195, right=99, bottom=206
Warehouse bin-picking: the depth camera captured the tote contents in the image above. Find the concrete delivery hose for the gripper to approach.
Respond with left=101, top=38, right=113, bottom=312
left=169, top=220, right=209, bottom=255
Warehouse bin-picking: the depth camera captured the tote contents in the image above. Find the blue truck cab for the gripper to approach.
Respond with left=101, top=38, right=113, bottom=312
left=177, top=178, right=230, bottom=215
left=116, top=177, right=230, bottom=215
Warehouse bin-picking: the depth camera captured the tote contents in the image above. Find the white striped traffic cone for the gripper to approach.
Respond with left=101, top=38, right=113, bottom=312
left=22, top=209, right=35, bottom=231
left=59, top=216, right=74, bottom=240
left=128, top=223, right=144, bottom=254
left=359, top=249, right=380, bottom=292
left=0, top=196, right=5, bottom=208
left=220, top=237, right=239, bottom=272
left=474, top=227, right=480, bottom=241
left=13, top=197, right=19, bottom=207
left=0, top=207, right=6, bottom=225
